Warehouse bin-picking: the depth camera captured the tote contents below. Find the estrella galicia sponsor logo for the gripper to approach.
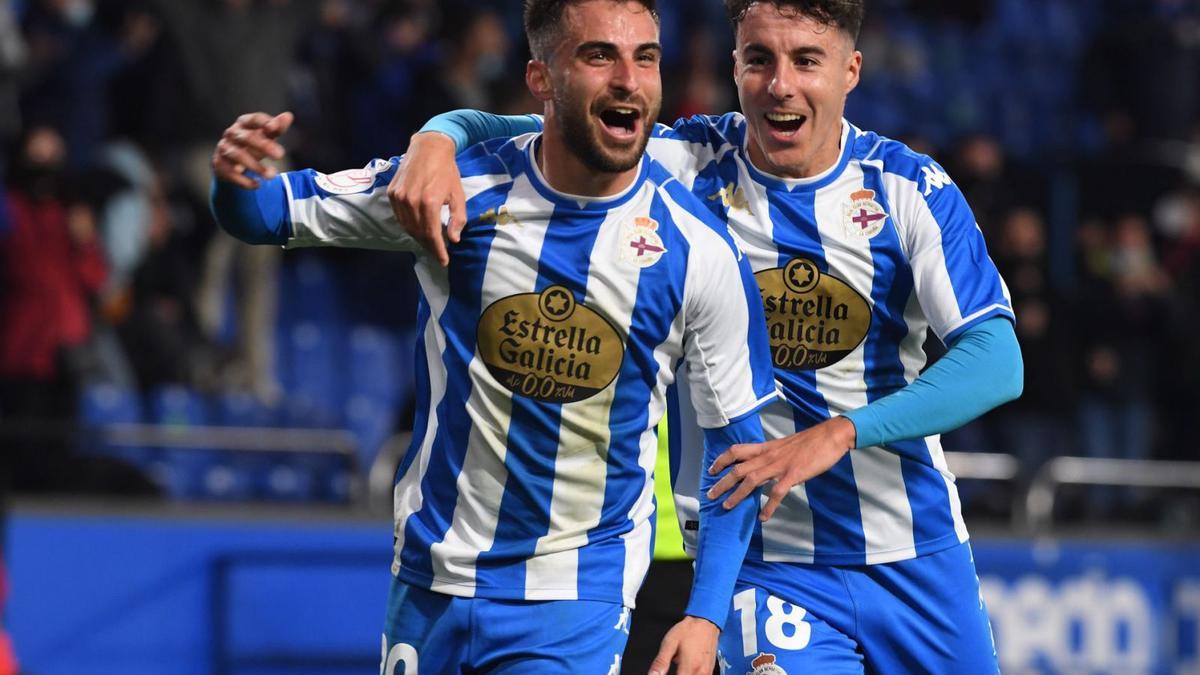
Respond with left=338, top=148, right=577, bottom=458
left=476, top=285, right=624, bottom=403
left=754, top=257, right=871, bottom=371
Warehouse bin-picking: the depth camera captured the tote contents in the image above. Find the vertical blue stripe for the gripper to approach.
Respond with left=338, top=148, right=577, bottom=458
left=765, top=187, right=866, bottom=560
left=398, top=184, right=513, bottom=582
left=860, top=168, right=956, bottom=551
left=473, top=204, right=608, bottom=593
left=395, top=294, right=433, bottom=483
left=577, top=191, right=684, bottom=600
left=666, top=383, right=681, bottom=487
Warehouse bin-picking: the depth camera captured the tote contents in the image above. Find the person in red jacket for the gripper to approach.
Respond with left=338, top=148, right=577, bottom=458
left=0, top=124, right=107, bottom=491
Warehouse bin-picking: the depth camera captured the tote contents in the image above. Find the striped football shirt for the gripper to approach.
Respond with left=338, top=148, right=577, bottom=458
left=281, top=133, right=778, bottom=606
left=657, top=114, right=1014, bottom=566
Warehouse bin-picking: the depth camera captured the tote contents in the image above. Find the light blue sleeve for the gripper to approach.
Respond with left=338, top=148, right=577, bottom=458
left=209, top=174, right=290, bottom=245
left=844, top=317, right=1022, bottom=448
left=685, top=412, right=764, bottom=626
left=421, top=110, right=544, bottom=152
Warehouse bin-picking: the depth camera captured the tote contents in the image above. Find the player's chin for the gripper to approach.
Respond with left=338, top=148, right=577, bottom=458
left=590, top=131, right=648, bottom=172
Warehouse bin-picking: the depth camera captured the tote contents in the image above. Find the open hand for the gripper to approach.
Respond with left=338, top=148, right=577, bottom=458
left=707, top=416, right=856, bottom=521
left=212, top=111, right=293, bottom=189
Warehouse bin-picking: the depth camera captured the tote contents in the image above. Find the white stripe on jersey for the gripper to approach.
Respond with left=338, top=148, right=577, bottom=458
left=430, top=173, right=547, bottom=594
left=881, top=171, right=975, bottom=341
left=392, top=264, right=451, bottom=575
left=526, top=191, right=648, bottom=601
left=757, top=401, right=816, bottom=564
left=813, top=163, right=916, bottom=560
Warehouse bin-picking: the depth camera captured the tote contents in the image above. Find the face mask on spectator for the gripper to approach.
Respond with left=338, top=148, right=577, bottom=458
left=61, top=0, right=95, bottom=28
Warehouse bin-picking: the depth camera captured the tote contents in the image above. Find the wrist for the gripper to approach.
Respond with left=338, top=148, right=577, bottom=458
left=682, top=614, right=722, bottom=633
left=832, top=415, right=857, bottom=449
left=411, top=130, right=456, bottom=146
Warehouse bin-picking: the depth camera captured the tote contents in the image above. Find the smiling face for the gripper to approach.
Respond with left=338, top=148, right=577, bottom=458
left=528, top=0, right=662, bottom=177
left=733, top=3, right=861, bottom=178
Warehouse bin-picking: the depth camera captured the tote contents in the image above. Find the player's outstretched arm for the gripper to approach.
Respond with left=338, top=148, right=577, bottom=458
left=210, top=112, right=295, bottom=246
left=387, top=110, right=543, bottom=266
left=708, top=316, right=1024, bottom=520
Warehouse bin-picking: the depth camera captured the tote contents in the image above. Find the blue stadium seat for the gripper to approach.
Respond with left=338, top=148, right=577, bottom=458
left=215, top=391, right=280, bottom=428
left=78, top=383, right=149, bottom=464
left=344, top=393, right=397, bottom=476
left=147, top=385, right=210, bottom=427
left=280, top=322, right=344, bottom=425
left=145, top=386, right=213, bottom=498
left=347, top=325, right=402, bottom=403
left=256, top=454, right=320, bottom=502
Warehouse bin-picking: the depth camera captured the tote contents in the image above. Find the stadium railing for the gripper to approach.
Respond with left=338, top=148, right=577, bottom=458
left=1022, top=457, right=1200, bottom=533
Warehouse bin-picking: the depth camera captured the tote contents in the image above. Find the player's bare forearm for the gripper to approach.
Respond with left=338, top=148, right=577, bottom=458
left=386, top=131, right=465, bottom=267
left=707, top=416, right=857, bottom=521
left=648, top=616, right=720, bottom=675
left=211, top=111, right=293, bottom=189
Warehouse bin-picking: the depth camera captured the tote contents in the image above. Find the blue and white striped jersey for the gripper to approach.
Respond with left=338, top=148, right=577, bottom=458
left=281, top=133, right=778, bottom=607
left=659, top=113, right=1014, bottom=566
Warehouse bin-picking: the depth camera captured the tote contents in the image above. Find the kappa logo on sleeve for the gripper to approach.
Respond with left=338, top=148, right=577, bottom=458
left=920, top=165, right=954, bottom=196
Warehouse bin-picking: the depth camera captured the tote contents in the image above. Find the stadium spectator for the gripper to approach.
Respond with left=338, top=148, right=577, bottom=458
left=992, top=206, right=1077, bottom=483
left=18, top=0, right=157, bottom=169
left=1076, top=212, right=1169, bottom=518
left=0, top=125, right=106, bottom=490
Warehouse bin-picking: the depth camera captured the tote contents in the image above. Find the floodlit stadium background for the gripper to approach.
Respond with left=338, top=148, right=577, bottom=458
left=0, top=0, right=1198, bottom=673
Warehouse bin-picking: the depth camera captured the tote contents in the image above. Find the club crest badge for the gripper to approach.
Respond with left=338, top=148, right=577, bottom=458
left=620, top=216, right=667, bottom=267
left=843, top=189, right=888, bottom=239
left=747, top=652, right=787, bottom=675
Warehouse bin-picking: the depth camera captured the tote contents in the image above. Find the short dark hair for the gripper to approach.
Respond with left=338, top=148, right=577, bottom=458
left=524, top=0, right=659, bottom=62
left=725, top=0, right=864, bottom=43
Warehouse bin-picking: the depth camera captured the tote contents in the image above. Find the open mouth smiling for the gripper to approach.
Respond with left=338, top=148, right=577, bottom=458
left=599, top=106, right=642, bottom=140
left=765, top=112, right=806, bottom=136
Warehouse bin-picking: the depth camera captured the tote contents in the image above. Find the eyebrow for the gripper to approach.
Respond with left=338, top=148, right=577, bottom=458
left=741, top=43, right=827, bottom=58
left=575, top=41, right=663, bottom=56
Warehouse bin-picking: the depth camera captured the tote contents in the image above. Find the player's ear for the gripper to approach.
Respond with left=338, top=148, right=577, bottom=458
left=845, top=49, right=862, bottom=94
left=526, top=59, right=553, bottom=102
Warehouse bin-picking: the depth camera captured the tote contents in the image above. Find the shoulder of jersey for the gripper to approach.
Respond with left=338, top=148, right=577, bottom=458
left=456, top=135, right=531, bottom=179
left=852, top=128, right=947, bottom=185
left=653, top=112, right=747, bottom=149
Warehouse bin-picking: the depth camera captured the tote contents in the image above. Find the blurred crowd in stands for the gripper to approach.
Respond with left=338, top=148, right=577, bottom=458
left=0, top=0, right=1198, bottom=523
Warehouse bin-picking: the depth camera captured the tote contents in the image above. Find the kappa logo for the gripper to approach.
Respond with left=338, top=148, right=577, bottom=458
left=613, top=607, right=631, bottom=635
left=747, top=652, right=787, bottom=675
left=709, top=185, right=754, bottom=215
left=921, top=165, right=954, bottom=196
left=620, top=216, right=667, bottom=267
left=842, top=189, right=888, bottom=239
left=480, top=205, right=521, bottom=227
